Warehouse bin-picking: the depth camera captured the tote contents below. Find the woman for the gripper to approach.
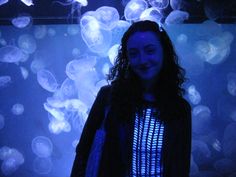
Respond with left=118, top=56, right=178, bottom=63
left=71, top=20, right=192, bottom=177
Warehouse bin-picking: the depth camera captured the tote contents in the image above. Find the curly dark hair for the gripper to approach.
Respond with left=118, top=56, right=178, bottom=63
left=107, top=20, right=187, bottom=121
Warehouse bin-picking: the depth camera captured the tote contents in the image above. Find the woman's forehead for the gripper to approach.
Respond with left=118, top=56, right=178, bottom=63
left=127, top=31, right=162, bottom=47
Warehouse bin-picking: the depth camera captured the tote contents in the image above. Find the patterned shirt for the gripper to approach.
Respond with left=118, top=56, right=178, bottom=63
left=130, top=107, right=164, bottom=177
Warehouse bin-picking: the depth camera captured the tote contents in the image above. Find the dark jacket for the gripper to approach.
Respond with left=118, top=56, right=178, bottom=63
left=71, top=85, right=192, bottom=177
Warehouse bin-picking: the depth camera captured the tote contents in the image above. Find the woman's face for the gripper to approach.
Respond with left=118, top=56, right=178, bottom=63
left=126, top=31, right=164, bottom=83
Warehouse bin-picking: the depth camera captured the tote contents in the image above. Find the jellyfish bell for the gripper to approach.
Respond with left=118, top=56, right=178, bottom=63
left=20, top=0, right=34, bottom=6
left=95, top=6, right=120, bottom=30
left=11, top=15, right=32, bottom=29
left=0, top=45, right=25, bottom=63
left=0, top=75, right=11, bottom=88
left=0, top=0, right=9, bottom=6
left=33, top=157, right=52, bottom=174
left=37, top=69, right=58, bottom=92
left=124, top=0, right=148, bottom=21
left=165, top=10, right=189, bottom=25
left=139, top=7, right=163, bottom=24
left=81, top=22, right=112, bottom=55
left=147, top=0, right=169, bottom=9
left=11, top=103, right=24, bottom=115
left=31, top=136, right=53, bottom=158
left=18, top=34, right=37, bottom=54
left=34, top=25, right=47, bottom=39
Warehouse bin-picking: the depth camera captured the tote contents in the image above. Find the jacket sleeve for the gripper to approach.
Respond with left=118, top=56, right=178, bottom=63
left=70, top=86, right=110, bottom=177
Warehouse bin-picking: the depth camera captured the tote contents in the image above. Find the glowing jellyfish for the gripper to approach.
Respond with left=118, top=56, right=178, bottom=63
left=139, top=7, right=163, bottom=24
left=95, top=6, right=120, bottom=30
left=165, top=10, right=189, bottom=25
left=212, top=139, right=221, bottom=152
left=37, top=69, right=58, bottom=92
left=124, top=0, right=148, bottom=21
left=176, top=33, right=188, bottom=44
left=227, top=72, right=236, bottom=96
left=0, top=76, right=11, bottom=88
left=187, top=85, right=201, bottom=105
left=20, top=0, right=33, bottom=6
left=31, top=136, right=53, bottom=158
left=0, top=0, right=8, bottom=6
left=64, top=99, right=88, bottom=113
left=214, top=158, right=236, bottom=174
left=60, top=78, right=78, bottom=99
left=192, top=105, right=212, bottom=135
left=33, top=157, right=52, bottom=174
left=34, top=25, right=47, bottom=39
left=65, top=56, right=97, bottom=80
left=223, top=122, right=236, bottom=158
left=11, top=103, right=24, bottom=115
left=67, top=25, right=80, bottom=35
left=20, top=66, right=29, bottom=80
left=72, top=48, right=80, bottom=57
left=79, top=11, right=98, bottom=29
left=18, top=34, right=37, bottom=54
left=111, top=20, right=130, bottom=44
left=0, top=147, right=24, bottom=176
left=11, top=15, right=31, bottom=28
left=170, top=0, right=183, bottom=10
left=47, top=28, right=56, bottom=37
left=0, top=114, right=4, bottom=130
left=108, top=44, right=119, bottom=65
left=0, top=38, right=7, bottom=46
left=44, top=103, right=65, bottom=121
left=48, top=119, right=71, bottom=134
left=81, top=22, right=112, bottom=54
left=0, top=45, right=24, bottom=63
left=148, top=0, right=169, bottom=9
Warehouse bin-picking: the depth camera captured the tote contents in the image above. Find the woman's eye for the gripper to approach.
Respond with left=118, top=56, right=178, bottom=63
left=146, top=48, right=156, bottom=54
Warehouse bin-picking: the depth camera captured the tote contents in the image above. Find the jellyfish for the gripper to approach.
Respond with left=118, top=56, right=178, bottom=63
left=139, top=7, right=163, bottom=24
left=124, top=0, right=148, bottom=21
left=0, top=114, right=4, bottom=130
left=20, top=0, right=34, bottom=6
left=11, top=15, right=32, bottom=29
left=165, top=10, right=189, bottom=25
left=17, top=34, right=37, bottom=54
left=81, top=20, right=112, bottom=54
left=192, top=105, right=212, bottom=135
left=34, top=25, right=47, bottom=39
left=176, top=33, right=188, bottom=44
left=20, top=66, right=29, bottom=80
left=0, top=147, right=24, bottom=176
left=108, top=44, right=119, bottom=65
left=111, top=20, right=130, bottom=44
left=0, top=75, right=11, bottom=88
left=67, top=25, right=80, bottom=35
left=227, top=72, right=236, bottom=96
left=52, top=0, right=88, bottom=23
left=44, top=103, right=65, bottom=121
left=170, top=0, right=183, bottom=10
left=37, top=69, right=58, bottom=92
left=59, top=78, right=78, bottom=100
left=31, top=136, right=53, bottom=158
left=11, top=103, right=24, bottom=115
left=187, top=85, right=201, bottom=105
left=0, top=45, right=24, bottom=63
left=0, top=0, right=8, bottom=6
left=33, top=157, right=52, bottom=174
left=48, top=118, right=71, bottom=134
left=147, top=0, right=169, bottom=9
left=65, top=56, right=97, bottom=80
left=47, top=28, right=56, bottom=37
left=95, top=6, right=120, bottom=30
